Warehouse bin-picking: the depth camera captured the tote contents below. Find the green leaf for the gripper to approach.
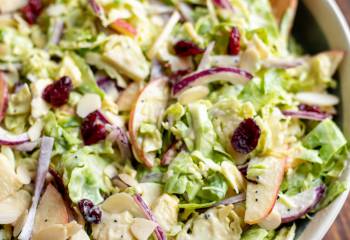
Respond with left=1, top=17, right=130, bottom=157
left=69, top=52, right=105, bottom=98
left=316, top=181, right=346, bottom=211
left=303, top=119, right=347, bottom=162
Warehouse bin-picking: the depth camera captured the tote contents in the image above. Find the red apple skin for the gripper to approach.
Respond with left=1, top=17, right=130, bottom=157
left=129, top=79, right=169, bottom=168
left=110, top=19, right=137, bottom=37
left=0, top=72, right=8, bottom=122
left=244, top=157, right=286, bottom=225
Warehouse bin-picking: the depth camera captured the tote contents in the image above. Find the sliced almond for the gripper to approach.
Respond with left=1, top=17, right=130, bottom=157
left=131, top=218, right=158, bottom=240
left=240, top=47, right=260, bottom=72
left=70, top=229, right=90, bottom=240
left=76, top=93, right=101, bottom=118
left=103, top=164, right=118, bottom=179
left=0, top=154, right=22, bottom=201
left=16, top=164, right=31, bottom=185
left=101, top=193, right=142, bottom=217
left=31, top=97, right=50, bottom=119
left=152, top=194, right=179, bottom=232
left=118, top=173, right=138, bottom=187
left=0, top=190, right=31, bottom=224
left=0, top=0, right=27, bottom=13
left=1, top=146, right=15, bottom=170
left=178, top=85, right=210, bottom=105
left=32, top=224, right=67, bottom=240
left=28, top=119, right=44, bottom=141
left=66, top=221, right=82, bottom=237
left=139, top=183, right=162, bottom=207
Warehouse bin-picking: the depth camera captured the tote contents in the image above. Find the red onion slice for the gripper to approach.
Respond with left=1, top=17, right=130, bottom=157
left=0, top=127, right=30, bottom=145
left=282, top=110, right=330, bottom=121
left=212, top=193, right=246, bottom=207
left=18, top=137, right=54, bottom=240
left=133, top=194, right=167, bottom=240
left=97, top=76, right=115, bottom=90
left=213, top=0, right=234, bottom=11
left=107, top=127, right=132, bottom=161
left=161, top=141, right=182, bottom=166
left=277, top=185, right=326, bottom=223
left=97, top=76, right=119, bottom=101
left=0, top=72, right=8, bottom=122
left=88, top=0, right=102, bottom=16
left=172, top=67, right=253, bottom=96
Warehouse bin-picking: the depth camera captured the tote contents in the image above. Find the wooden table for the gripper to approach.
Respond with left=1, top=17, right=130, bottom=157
left=323, top=1, right=349, bottom=239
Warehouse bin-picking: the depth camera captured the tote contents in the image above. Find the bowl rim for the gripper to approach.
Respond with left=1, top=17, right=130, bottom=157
left=298, top=0, right=350, bottom=239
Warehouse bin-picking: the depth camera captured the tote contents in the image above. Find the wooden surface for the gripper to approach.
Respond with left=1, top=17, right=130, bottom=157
left=323, top=1, right=349, bottom=240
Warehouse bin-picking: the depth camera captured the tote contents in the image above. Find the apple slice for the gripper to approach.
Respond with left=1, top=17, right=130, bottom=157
left=129, top=79, right=169, bottom=168
left=33, top=184, right=69, bottom=233
left=32, top=224, right=67, bottom=240
left=117, top=82, right=140, bottom=112
left=110, top=19, right=137, bottom=37
left=172, top=67, right=253, bottom=96
left=276, top=185, right=326, bottom=223
left=0, top=72, right=8, bottom=122
left=244, top=156, right=286, bottom=224
left=258, top=207, right=282, bottom=230
left=269, top=0, right=298, bottom=25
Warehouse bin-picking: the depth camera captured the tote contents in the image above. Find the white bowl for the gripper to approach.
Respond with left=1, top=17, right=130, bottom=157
left=297, top=0, right=350, bottom=239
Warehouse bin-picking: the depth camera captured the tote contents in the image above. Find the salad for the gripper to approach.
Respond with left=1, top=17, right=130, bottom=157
left=0, top=0, right=348, bottom=239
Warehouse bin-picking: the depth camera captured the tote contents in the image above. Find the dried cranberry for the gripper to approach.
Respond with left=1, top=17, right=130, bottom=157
left=78, top=199, right=102, bottom=224
left=21, top=0, right=43, bottom=25
left=298, top=104, right=322, bottom=114
left=81, top=111, right=109, bottom=145
left=174, top=40, right=204, bottom=57
left=42, top=76, right=73, bottom=107
left=228, top=27, right=241, bottom=55
left=231, top=118, right=261, bottom=154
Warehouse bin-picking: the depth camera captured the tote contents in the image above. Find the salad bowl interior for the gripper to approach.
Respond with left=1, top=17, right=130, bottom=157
left=295, top=0, right=350, bottom=239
